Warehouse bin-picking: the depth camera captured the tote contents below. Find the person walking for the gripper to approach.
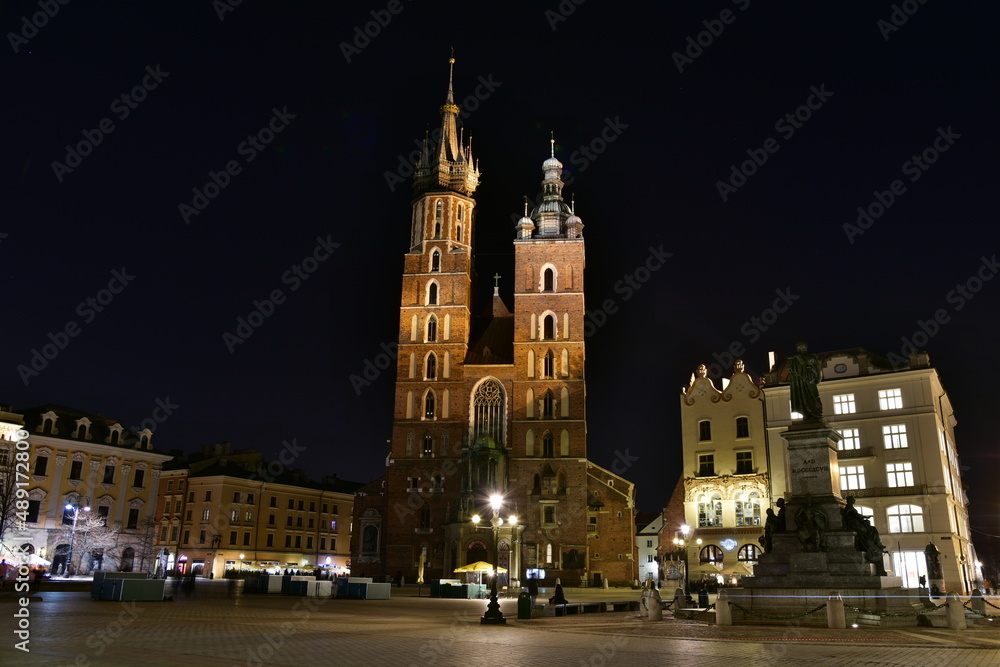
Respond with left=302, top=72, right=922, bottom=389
left=527, top=574, right=539, bottom=607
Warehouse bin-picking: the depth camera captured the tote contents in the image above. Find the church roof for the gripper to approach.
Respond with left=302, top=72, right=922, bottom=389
left=465, top=296, right=513, bottom=364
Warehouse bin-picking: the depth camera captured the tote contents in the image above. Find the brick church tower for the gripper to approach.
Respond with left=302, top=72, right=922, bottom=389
left=352, top=60, right=636, bottom=588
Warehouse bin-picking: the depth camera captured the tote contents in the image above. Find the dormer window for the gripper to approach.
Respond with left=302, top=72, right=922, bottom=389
left=107, top=424, right=124, bottom=445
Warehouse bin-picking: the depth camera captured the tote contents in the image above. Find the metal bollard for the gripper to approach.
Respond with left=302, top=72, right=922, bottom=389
left=715, top=590, right=732, bottom=626
left=946, top=592, right=967, bottom=630
left=826, top=591, right=846, bottom=629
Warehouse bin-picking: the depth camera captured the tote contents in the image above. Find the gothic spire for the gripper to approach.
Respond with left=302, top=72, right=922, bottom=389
left=414, top=54, right=480, bottom=196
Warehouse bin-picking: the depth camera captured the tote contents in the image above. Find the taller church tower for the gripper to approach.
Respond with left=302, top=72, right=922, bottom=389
left=353, top=60, right=636, bottom=588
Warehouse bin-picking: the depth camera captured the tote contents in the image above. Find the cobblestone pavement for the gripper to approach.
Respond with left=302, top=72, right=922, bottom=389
left=2, top=584, right=999, bottom=666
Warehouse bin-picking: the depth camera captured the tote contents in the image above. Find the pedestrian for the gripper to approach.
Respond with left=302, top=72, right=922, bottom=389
left=548, top=583, right=568, bottom=606
left=395, top=570, right=402, bottom=588
left=527, top=574, right=539, bottom=607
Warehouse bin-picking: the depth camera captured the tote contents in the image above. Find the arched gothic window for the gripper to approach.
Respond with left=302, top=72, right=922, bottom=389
left=737, top=544, right=760, bottom=563
left=542, top=432, right=554, bottom=457
left=431, top=250, right=441, bottom=272
left=543, top=315, right=555, bottom=340
left=426, top=353, right=437, bottom=380
left=424, top=392, right=436, bottom=420
left=472, top=379, right=506, bottom=445
left=427, top=316, right=437, bottom=342
left=542, top=390, right=555, bottom=418
left=543, top=350, right=554, bottom=378
left=428, top=282, right=438, bottom=305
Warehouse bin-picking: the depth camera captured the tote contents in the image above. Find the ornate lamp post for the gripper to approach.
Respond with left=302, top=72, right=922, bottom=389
left=472, top=493, right=508, bottom=625
left=64, top=502, right=90, bottom=576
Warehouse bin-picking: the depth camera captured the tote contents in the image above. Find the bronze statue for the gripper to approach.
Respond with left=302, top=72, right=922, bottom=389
left=759, top=508, right=779, bottom=552
left=795, top=495, right=828, bottom=551
left=841, top=497, right=888, bottom=575
left=775, top=498, right=787, bottom=532
left=788, top=341, right=823, bottom=421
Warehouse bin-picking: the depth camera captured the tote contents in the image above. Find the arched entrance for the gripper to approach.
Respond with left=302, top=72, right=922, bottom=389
left=466, top=540, right=487, bottom=565
left=52, top=544, right=70, bottom=575
left=120, top=547, right=135, bottom=572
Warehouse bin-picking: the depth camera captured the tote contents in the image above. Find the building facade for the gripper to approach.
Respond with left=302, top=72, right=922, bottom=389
left=351, top=61, right=637, bottom=587
left=762, top=348, right=979, bottom=593
left=153, top=444, right=360, bottom=578
left=1, top=404, right=172, bottom=573
left=677, top=363, right=768, bottom=584
left=675, top=349, right=979, bottom=594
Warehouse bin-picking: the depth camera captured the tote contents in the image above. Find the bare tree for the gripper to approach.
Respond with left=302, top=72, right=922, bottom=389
left=54, top=513, right=121, bottom=574
left=116, top=517, right=159, bottom=573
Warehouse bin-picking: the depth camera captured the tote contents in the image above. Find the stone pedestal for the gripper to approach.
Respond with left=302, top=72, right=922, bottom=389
left=739, top=425, right=909, bottom=622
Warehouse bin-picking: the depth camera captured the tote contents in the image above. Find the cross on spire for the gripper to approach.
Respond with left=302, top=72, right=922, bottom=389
left=493, top=273, right=501, bottom=296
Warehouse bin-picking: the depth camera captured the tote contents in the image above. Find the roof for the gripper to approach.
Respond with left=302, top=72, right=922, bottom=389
left=186, top=460, right=364, bottom=493
left=465, top=295, right=514, bottom=364
left=16, top=403, right=168, bottom=455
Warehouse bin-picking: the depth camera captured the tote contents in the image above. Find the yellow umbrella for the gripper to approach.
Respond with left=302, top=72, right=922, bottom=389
left=453, top=561, right=507, bottom=573
left=719, top=563, right=753, bottom=576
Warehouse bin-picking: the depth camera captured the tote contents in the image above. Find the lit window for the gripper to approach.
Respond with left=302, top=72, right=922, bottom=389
left=841, top=465, right=866, bottom=490
left=231, top=509, right=239, bottom=521
left=838, top=428, right=861, bottom=451
left=887, top=462, right=914, bottom=487
left=736, top=451, right=753, bottom=475
left=883, top=425, right=908, bottom=449
left=887, top=504, right=924, bottom=533
left=698, top=420, right=711, bottom=441
left=698, top=493, right=723, bottom=527
left=202, top=509, right=210, bottom=520
left=833, top=394, right=856, bottom=414
left=699, top=544, right=723, bottom=564
left=697, top=454, right=714, bottom=477
left=737, top=544, right=760, bottom=563
left=735, top=491, right=761, bottom=526
left=878, top=388, right=903, bottom=410
left=736, top=417, right=749, bottom=439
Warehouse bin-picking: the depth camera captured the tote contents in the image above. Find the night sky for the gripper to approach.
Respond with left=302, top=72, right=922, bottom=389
left=4, top=3, right=999, bottom=560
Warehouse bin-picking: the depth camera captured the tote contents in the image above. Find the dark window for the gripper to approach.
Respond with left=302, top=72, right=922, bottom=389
left=285, top=535, right=291, bottom=548
left=189, top=492, right=195, bottom=502
left=426, top=354, right=437, bottom=379
left=543, top=315, right=555, bottom=340
left=320, top=537, right=326, bottom=551
left=543, top=432, right=554, bottom=458
left=298, top=500, right=304, bottom=511
left=308, top=518, right=314, bottom=528
left=307, top=536, right=313, bottom=549
left=69, top=460, right=83, bottom=480
left=229, top=531, right=237, bottom=545
left=199, top=530, right=207, bottom=544
left=698, top=454, right=715, bottom=477
left=322, top=504, right=328, bottom=514
left=110, top=430, right=119, bottom=444
left=698, top=420, right=711, bottom=442
left=270, top=496, right=277, bottom=508
left=34, top=456, right=48, bottom=476
left=26, top=500, right=40, bottom=523
left=183, top=530, right=190, bottom=545
left=424, top=392, right=435, bottom=419
left=543, top=391, right=555, bottom=418
left=286, top=516, right=292, bottom=526
left=295, top=535, right=301, bottom=549
left=736, top=451, right=754, bottom=474
left=331, top=504, right=339, bottom=515
left=247, top=493, right=255, bottom=504
left=76, top=424, right=86, bottom=439
left=543, top=268, right=554, bottom=291
left=427, top=317, right=437, bottom=342
left=266, top=534, right=274, bottom=547
left=423, top=435, right=433, bottom=456
left=102, top=465, right=115, bottom=484
left=288, top=499, right=295, bottom=510
left=233, top=492, right=241, bottom=503
left=543, top=506, right=555, bottom=523
left=419, top=507, right=430, bottom=530
left=309, top=501, right=315, bottom=512
left=133, top=469, right=145, bottom=488
left=431, top=251, right=441, bottom=272
left=243, top=532, right=251, bottom=546
left=543, top=350, right=554, bottom=378
left=428, top=283, right=438, bottom=305
left=127, top=508, right=139, bottom=530
left=297, top=517, right=303, bottom=527
left=736, top=417, right=750, bottom=439
left=269, top=513, right=275, bottom=525
left=205, top=491, right=212, bottom=501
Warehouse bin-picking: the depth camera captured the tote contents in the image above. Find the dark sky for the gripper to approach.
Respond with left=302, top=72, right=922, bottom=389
left=4, top=2, right=999, bottom=557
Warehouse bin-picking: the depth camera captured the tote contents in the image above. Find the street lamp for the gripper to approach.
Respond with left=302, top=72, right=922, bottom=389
left=471, top=493, right=507, bottom=625
left=64, top=502, right=90, bottom=576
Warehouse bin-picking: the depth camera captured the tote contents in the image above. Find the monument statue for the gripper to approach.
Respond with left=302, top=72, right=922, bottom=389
left=759, top=508, right=779, bottom=552
left=794, top=495, right=828, bottom=551
left=788, top=341, right=823, bottom=421
left=841, top=497, right=888, bottom=575
left=774, top=498, right=787, bottom=532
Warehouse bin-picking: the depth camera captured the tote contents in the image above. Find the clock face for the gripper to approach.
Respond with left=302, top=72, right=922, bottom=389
left=835, top=363, right=847, bottom=373
left=721, top=538, right=738, bottom=551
